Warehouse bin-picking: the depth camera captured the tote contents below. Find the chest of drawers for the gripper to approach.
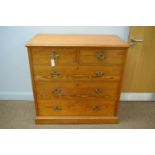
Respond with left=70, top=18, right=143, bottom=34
left=26, top=34, right=129, bottom=124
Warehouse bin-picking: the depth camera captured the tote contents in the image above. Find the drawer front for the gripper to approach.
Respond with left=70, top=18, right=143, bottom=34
left=79, top=48, right=126, bottom=65
left=33, top=66, right=122, bottom=82
left=38, top=100, right=116, bottom=116
left=35, top=81, right=119, bottom=100
left=31, top=47, right=77, bottom=65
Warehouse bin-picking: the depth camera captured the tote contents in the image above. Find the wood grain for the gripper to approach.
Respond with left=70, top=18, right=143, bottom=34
left=35, top=81, right=119, bottom=100
left=31, top=47, right=77, bottom=65
left=27, top=48, right=39, bottom=115
left=26, top=34, right=129, bottom=48
left=26, top=34, right=128, bottom=124
left=36, top=116, right=119, bottom=124
left=33, top=66, right=122, bottom=82
left=37, top=99, right=116, bottom=116
left=122, top=26, right=155, bottom=92
left=79, top=48, right=126, bottom=65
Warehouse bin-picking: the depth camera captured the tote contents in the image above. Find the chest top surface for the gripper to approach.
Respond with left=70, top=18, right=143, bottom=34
left=26, top=34, right=129, bottom=48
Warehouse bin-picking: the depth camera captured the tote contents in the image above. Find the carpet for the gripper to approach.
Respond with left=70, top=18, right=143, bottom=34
left=0, top=101, right=155, bottom=129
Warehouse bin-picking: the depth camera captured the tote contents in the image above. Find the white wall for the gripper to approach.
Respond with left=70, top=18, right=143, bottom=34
left=0, top=26, right=129, bottom=100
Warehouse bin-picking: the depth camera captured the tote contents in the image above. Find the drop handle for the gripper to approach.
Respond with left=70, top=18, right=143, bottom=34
left=96, top=71, right=104, bottom=77
left=97, top=52, right=106, bottom=61
left=52, top=106, right=62, bottom=111
left=95, top=88, right=103, bottom=94
left=52, top=52, right=59, bottom=61
left=51, top=70, right=61, bottom=78
left=92, top=106, right=101, bottom=112
left=52, top=88, right=62, bottom=95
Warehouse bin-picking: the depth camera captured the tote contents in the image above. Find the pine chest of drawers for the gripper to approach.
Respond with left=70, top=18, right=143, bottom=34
left=26, top=34, right=129, bottom=124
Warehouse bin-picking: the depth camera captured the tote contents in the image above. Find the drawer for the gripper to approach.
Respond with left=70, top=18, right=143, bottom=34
left=79, top=48, right=126, bottom=65
left=33, top=66, right=122, bottom=82
left=37, top=100, right=116, bottom=116
left=31, top=47, right=77, bottom=65
left=35, top=81, right=119, bottom=100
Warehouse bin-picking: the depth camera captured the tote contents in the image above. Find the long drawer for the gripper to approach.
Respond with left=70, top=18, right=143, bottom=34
left=35, top=81, right=119, bottom=100
left=33, top=66, right=122, bottom=82
left=37, top=100, right=116, bottom=116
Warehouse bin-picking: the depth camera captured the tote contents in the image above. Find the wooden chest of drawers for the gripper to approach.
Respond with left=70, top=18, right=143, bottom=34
left=26, top=34, right=129, bottom=124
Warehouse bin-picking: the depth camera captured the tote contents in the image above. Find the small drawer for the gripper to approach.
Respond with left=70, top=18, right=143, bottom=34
left=35, top=81, right=119, bottom=100
left=33, top=66, right=122, bottom=82
left=31, top=47, right=77, bottom=65
left=79, top=48, right=126, bottom=65
left=37, top=100, right=116, bottom=116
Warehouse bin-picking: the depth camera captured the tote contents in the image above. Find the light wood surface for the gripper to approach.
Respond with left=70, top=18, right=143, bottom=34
left=27, top=34, right=128, bottom=124
left=122, top=26, right=155, bottom=92
left=26, top=34, right=129, bottom=48
left=35, top=81, right=118, bottom=100
left=31, top=47, right=126, bottom=66
left=28, top=49, right=39, bottom=115
left=33, top=65, right=122, bottom=82
left=31, top=47, right=77, bottom=65
left=37, top=99, right=116, bottom=116
left=79, top=48, right=126, bottom=65
left=35, top=116, right=119, bottom=124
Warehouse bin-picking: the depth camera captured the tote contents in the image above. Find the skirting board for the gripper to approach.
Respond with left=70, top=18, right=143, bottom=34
left=120, top=93, right=155, bottom=101
left=0, top=92, right=155, bottom=101
left=0, top=92, right=34, bottom=100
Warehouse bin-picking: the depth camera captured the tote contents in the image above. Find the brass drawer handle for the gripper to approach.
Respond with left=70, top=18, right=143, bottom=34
left=92, top=106, right=101, bottom=112
left=97, top=52, right=106, bottom=61
left=52, top=52, right=59, bottom=61
left=96, top=71, right=104, bottom=77
left=51, top=70, right=61, bottom=78
left=52, top=88, right=62, bottom=95
left=95, top=88, right=103, bottom=94
left=52, top=106, right=62, bottom=111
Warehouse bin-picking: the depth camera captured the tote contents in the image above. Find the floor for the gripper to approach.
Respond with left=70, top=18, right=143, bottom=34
left=0, top=100, right=155, bottom=129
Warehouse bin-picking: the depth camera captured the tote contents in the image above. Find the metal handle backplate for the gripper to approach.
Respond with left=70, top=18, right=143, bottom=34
left=51, top=70, right=61, bottom=78
left=52, top=88, right=62, bottom=95
left=92, top=106, right=101, bottom=112
left=95, top=88, right=103, bottom=94
left=97, top=52, right=106, bottom=61
left=96, top=71, right=104, bottom=77
left=52, top=106, right=62, bottom=111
